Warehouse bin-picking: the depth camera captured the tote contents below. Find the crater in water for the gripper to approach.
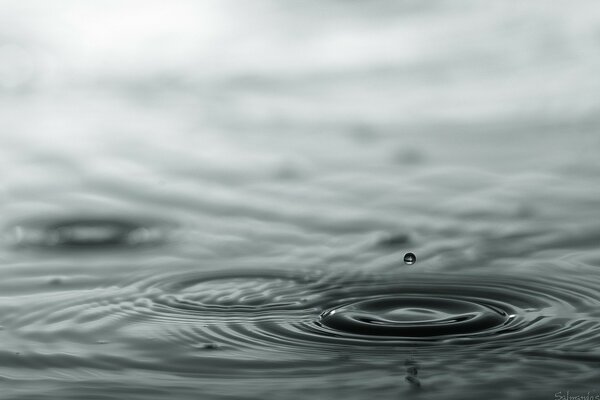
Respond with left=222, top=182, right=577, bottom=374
left=309, top=273, right=598, bottom=346
left=319, top=295, right=513, bottom=338
left=4, top=216, right=172, bottom=249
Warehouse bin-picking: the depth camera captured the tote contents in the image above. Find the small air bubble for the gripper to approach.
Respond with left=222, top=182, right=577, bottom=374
left=404, top=252, right=416, bottom=265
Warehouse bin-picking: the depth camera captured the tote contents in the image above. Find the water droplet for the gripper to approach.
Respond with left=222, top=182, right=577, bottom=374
left=404, top=252, right=416, bottom=265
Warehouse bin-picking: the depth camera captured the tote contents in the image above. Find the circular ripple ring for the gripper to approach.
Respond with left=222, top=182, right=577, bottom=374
left=319, top=296, right=512, bottom=337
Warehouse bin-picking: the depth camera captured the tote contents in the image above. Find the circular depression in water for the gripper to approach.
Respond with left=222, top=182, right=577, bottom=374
left=319, top=295, right=514, bottom=338
left=3, top=216, right=172, bottom=249
left=304, top=273, right=600, bottom=348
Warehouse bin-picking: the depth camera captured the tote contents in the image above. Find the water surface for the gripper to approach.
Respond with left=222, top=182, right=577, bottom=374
left=1, top=1, right=600, bottom=399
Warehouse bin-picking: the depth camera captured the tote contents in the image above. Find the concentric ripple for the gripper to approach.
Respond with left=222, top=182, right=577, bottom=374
left=5, top=269, right=600, bottom=376
left=307, top=273, right=600, bottom=347
left=3, top=216, right=172, bottom=249
left=117, top=271, right=600, bottom=354
left=319, top=296, right=514, bottom=338
left=136, top=269, right=328, bottom=323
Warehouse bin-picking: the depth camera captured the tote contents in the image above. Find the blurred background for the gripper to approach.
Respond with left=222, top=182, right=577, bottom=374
left=2, top=0, right=599, bottom=172
left=2, top=0, right=600, bottom=270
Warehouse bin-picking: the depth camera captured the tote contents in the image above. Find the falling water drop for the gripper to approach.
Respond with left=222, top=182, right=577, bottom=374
left=404, top=252, right=416, bottom=265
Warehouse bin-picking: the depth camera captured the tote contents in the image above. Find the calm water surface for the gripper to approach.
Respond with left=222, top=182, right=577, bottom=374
left=1, top=1, right=600, bottom=399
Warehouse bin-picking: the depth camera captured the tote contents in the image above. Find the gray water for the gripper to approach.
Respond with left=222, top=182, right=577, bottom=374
left=1, top=1, right=600, bottom=399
